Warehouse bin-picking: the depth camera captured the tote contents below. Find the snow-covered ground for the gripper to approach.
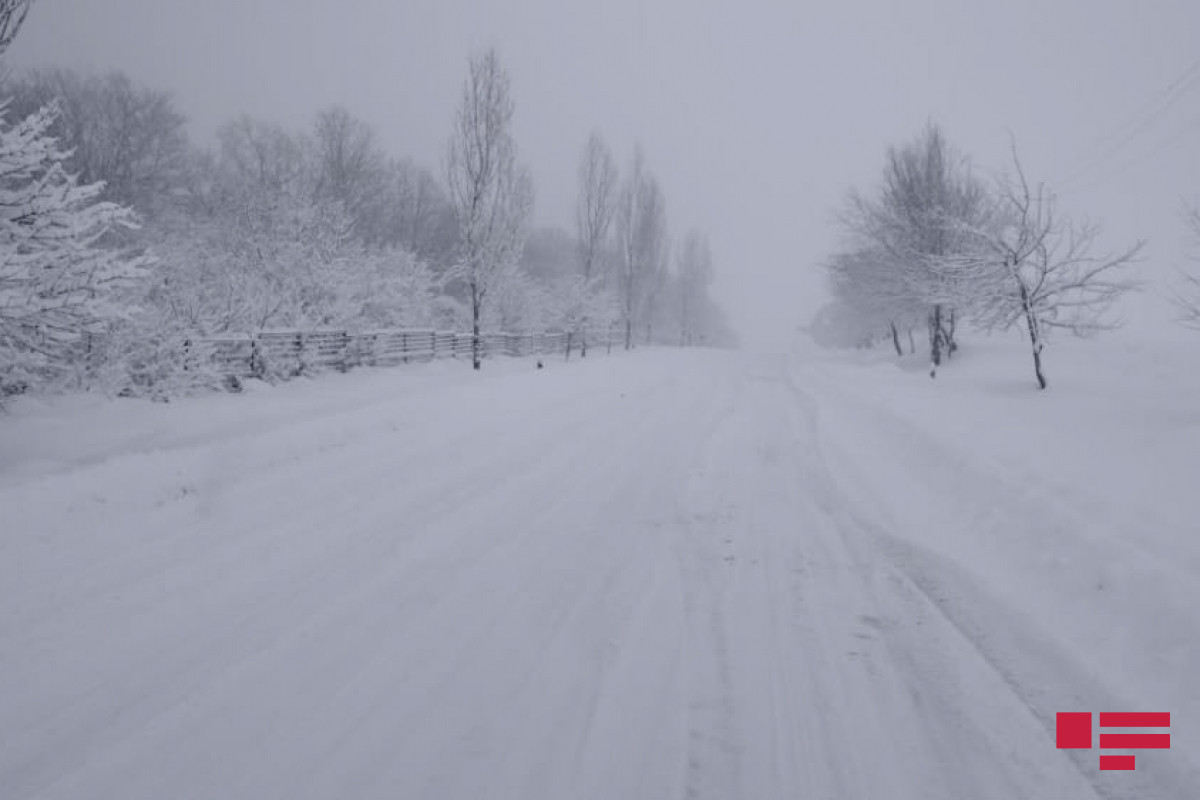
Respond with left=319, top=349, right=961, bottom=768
left=2, top=339, right=1198, bottom=799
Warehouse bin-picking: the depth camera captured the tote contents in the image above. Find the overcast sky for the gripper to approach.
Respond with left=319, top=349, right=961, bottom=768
left=9, top=0, right=1200, bottom=345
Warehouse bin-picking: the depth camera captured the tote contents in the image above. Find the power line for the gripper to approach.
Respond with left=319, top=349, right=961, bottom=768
left=1096, top=58, right=1200, bottom=148
left=1069, top=111, right=1200, bottom=192
left=1060, top=56, right=1200, bottom=187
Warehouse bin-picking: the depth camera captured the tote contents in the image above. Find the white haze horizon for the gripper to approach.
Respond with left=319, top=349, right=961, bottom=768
left=8, top=0, right=1199, bottom=347
left=5, top=4, right=1200, bottom=796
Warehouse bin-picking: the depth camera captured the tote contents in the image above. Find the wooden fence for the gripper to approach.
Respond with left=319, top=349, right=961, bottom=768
left=186, top=327, right=618, bottom=380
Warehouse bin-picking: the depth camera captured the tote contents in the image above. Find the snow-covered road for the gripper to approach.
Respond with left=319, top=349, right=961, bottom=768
left=3, top=348, right=1197, bottom=799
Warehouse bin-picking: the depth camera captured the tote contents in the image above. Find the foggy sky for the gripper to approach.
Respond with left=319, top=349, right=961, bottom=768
left=9, top=0, right=1200, bottom=345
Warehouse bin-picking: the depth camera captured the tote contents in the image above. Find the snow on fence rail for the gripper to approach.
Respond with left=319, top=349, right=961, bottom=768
left=186, top=328, right=617, bottom=380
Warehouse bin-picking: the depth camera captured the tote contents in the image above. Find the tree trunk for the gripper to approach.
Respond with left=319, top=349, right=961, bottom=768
left=1020, top=286, right=1047, bottom=390
left=471, top=281, right=482, bottom=371
left=624, top=317, right=632, bottom=350
left=565, top=330, right=572, bottom=361
left=1031, top=336, right=1047, bottom=390
left=928, top=305, right=943, bottom=378
left=890, top=322, right=903, bottom=356
left=943, top=309, right=958, bottom=359
left=907, top=328, right=916, bottom=354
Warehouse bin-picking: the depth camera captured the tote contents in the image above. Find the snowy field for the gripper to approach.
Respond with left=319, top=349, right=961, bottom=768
left=3, top=339, right=1199, bottom=799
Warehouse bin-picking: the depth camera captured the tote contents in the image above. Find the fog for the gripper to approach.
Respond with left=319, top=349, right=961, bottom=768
left=6, top=3, right=1200, bottom=795
left=10, top=0, right=1199, bottom=345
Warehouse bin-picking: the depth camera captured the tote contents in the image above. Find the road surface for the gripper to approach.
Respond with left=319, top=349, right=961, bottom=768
left=2, top=349, right=1193, bottom=799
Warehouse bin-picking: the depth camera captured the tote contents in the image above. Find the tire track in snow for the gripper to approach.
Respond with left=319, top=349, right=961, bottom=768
left=12, top=350, right=1190, bottom=799
left=785, top=363, right=1200, bottom=800
left=676, top=510, right=741, bottom=800
left=4, top=355, right=737, bottom=800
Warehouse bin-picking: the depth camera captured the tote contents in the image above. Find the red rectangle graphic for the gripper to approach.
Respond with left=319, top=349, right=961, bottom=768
left=1056, top=713, right=1092, bottom=749
left=1099, top=713, right=1170, bottom=728
left=1100, top=755, right=1136, bottom=770
left=1098, top=733, right=1170, bottom=749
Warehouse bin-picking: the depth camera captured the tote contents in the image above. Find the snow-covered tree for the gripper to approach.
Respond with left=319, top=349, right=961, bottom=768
left=384, top=158, right=457, bottom=265
left=615, top=147, right=668, bottom=349
left=445, top=48, right=533, bottom=370
left=343, top=247, right=439, bottom=330
left=677, top=230, right=714, bottom=346
left=574, top=133, right=618, bottom=356
left=145, top=117, right=355, bottom=335
left=550, top=272, right=615, bottom=357
left=310, top=105, right=389, bottom=242
left=576, top=132, right=617, bottom=284
left=936, top=152, right=1141, bottom=389
left=486, top=269, right=551, bottom=333
left=826, top=246, right=925, bottom=355
left=520, top=226, right=574, bottom=284
left=810, top=299, right=883, bottom=349
left=3, top=68, right=190, bottom=219
left=842, top=124, right=989, bottom=375
left=0, top=100, right=144, bottom=393
left=640, top=237, right=670, bottom=345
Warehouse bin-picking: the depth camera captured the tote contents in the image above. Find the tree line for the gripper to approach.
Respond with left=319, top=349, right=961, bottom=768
left=0, top=3, right=734, bottom=397
left=816, top=123, right=1146, bottom=389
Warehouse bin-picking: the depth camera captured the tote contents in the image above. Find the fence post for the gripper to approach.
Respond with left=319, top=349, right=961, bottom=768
left=250, top=335, right=262, bottom=378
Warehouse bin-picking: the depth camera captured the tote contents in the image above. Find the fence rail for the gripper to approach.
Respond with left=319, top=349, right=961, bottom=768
left=187, top=327, right=619, bottom=380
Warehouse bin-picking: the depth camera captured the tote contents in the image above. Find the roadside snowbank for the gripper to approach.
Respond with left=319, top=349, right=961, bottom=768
left=796, top=331, right=1200, bottom=792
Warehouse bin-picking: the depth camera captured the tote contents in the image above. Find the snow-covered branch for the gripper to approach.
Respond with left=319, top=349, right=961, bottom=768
left=929, top=147, right=1141, bottom=388
left=0, top=100, right=145, bottom=392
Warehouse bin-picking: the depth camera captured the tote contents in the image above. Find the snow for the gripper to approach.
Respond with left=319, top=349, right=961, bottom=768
left=2, top=340, right=1198, bottom=799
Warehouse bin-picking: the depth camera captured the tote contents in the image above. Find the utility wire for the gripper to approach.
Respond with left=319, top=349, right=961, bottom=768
left=1069, top=112, right=1200, bottom=192
left=1060, top=56, right=1200, bottom=187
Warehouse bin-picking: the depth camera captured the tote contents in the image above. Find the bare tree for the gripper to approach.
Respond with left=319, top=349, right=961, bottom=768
left=639, top=231, right=670, bottom=345
left=615, top=148, right=644, bottom=350
left=445, top=48, right=532, bottom=369
left=0, top=0, right=32, bottom=55
left=3, top=69, right=190, bottom=217
left=386, top=158, right=455, bottom=262
left=825, top=246, right=920, bottom=354
left=615, top=147, right=668, bottom=350
left=522, top=226, right=576, bottom=284
left=150, top=116, right=358, bottom=334
left=311, top=106, right=387, bottom=238
left=574, top=133, right=617, bottom=356
left=218, top=115, right=307, bottom=192
left=576, top=132, right=618, bottom=282
left=941, top=148, right=1142, bottom=389
left=677, top=231, right=714, bottom=345
left=844, top=124, right=989, bottom=376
